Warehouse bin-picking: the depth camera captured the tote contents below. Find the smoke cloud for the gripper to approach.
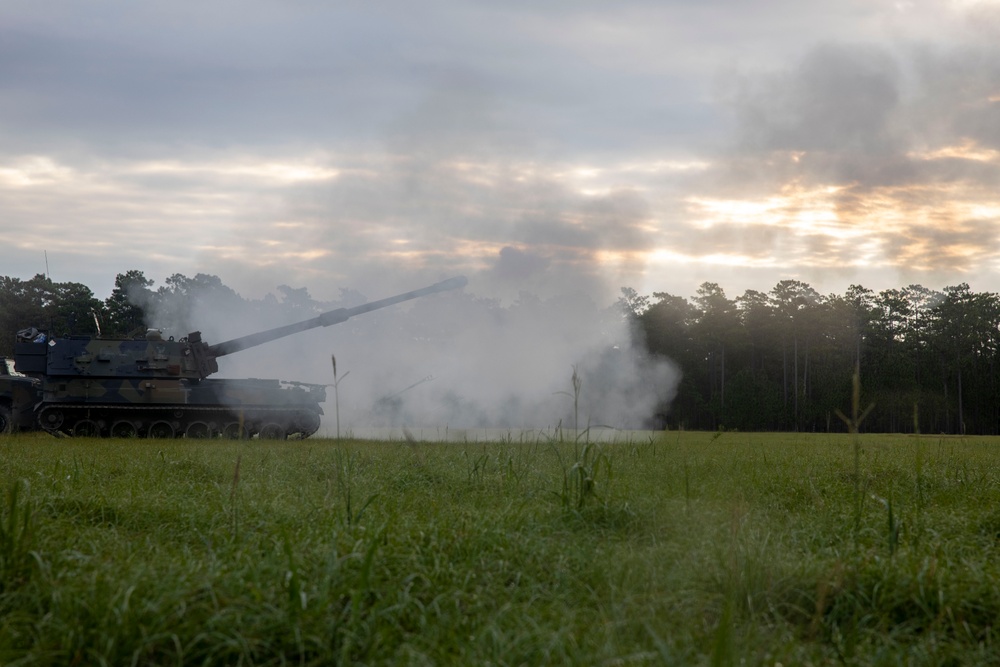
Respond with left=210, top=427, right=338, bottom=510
left=137, top=257, right=678, bottom=437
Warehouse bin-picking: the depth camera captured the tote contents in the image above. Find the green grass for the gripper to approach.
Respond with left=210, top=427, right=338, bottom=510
left=1, top=431, right=1000, bottom=664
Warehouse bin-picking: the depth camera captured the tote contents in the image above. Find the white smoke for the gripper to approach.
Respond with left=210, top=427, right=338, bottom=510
left=318, top=282, right=679, bottom=432
left=136, top=266, right=680, bottom=435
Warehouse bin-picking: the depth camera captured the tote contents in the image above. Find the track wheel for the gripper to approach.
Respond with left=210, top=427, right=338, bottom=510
left=72, top=419, right=102, bottom=438
left=222, top=422, right=248, bottom=440
left=41, top=409, right=64, bottom=431
left=110, top=421, right=138, bottom=438
left=185, top=421, right=212, bottom=439
left=0, top=405, right=12, bottom=434
left=148, top=421, right=176, bottom=439
left=258, top=423, right=286, bottom=440
left=296, top=412, right=321, bottom=438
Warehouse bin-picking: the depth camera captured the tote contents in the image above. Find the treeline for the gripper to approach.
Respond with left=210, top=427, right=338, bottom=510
left=621, top=280, right=1000, bottom=435
left=0, top=270, right=356, bottom=358
left=5, top=270, right=999, bottom=434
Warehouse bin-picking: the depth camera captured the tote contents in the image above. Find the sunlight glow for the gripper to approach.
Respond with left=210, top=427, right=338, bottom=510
left=435, top=157, right=711, bottom=200
left=131, top=160, right=341, bottom=182
left=0, top=156, right=74, bottom=186
left=967, top=204, right=1000, bottom=219
left=686, top=184, right=862, bottom=239
left=593, top=250, right=650, bottom=266
left=381, top=250, right=429, bottom=260
left=620, top=159, right=711, bottom=173
left=910, top=141, right=1000, bottom=163
left=664, top=174, right=1000, bottom=276
left=205, top=245, right=331, bottom=265
left=647, top=248, right=780, bottom=269
left=280, top=249, right=330, bottom=261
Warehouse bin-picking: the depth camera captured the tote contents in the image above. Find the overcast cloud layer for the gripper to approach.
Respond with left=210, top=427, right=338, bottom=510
left=2, top=0, right=997, bottom=303
left=1, top=1, right=998, bottom=430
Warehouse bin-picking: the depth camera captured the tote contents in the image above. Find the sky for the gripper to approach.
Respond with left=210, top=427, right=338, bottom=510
left=1, top=1, right=998, bottom=431
left=2, top=0, right=998, bottom=306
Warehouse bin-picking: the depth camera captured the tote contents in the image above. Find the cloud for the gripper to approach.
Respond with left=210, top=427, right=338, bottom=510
left=490, top=246, right=550, bottom=282
left=733, top=44, right=902, bottom=157
left=693, top=30, right=1000, bottom=289
left=2, top=0, right=1000, bottom=312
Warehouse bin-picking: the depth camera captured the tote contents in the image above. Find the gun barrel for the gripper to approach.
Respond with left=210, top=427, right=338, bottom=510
left=206, top=276, right=467, bottom=358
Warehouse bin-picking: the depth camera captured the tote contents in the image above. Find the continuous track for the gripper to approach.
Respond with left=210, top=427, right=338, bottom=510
left=36, top=403, right=322, bottom=440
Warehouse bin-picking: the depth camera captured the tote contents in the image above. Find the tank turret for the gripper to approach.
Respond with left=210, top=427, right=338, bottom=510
left=13, top=276, right=467, bottom=439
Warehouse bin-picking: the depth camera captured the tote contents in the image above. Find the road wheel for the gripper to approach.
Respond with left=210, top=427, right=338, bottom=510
left=0, top=405, right=12, bottom=434
left=148, top=421, right=176, bottom=439
left=258, top=423, right=286, bottom=440
left=295, top=412, right=321, bottom=438
left=222, top=422, right=248, bottom=440
left=111, top=421, right=138, bottom=438
left=185, top=421, right=212, bottom=439
left=72, top=420, right=101, bottom=437
left=40, top=408, right=64, bottom=431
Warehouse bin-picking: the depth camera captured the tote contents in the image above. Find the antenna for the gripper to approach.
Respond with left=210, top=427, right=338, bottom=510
left=44, top=250, right=50, bottom=280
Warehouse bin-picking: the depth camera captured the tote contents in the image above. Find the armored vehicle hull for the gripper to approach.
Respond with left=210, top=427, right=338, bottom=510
left=33, top=377, right=325, bottom=439
left=12, top=276, right=466, bottom=439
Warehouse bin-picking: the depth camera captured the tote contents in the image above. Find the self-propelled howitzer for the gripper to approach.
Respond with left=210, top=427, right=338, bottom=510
left=14, top=276, right=467, bottom=439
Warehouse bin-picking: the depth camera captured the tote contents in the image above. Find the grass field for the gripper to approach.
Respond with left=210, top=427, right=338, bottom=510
left=2, top=431, right=1000, bottom=665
